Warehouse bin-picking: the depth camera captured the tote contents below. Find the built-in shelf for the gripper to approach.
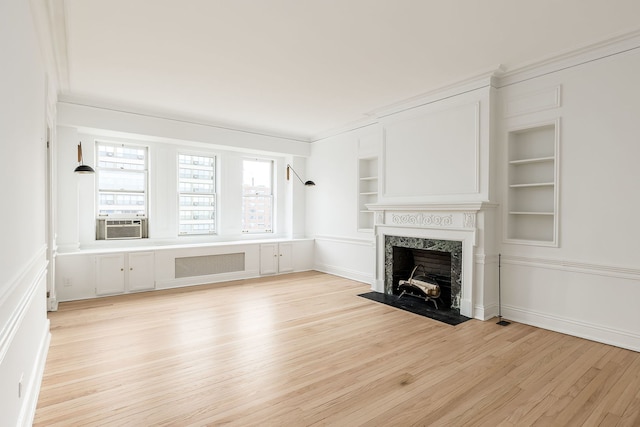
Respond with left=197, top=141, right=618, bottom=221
left=508, top=156, right=554, bottom=165
left=358, top=157, right=378, bottom=232
left=509, top=182, right=554, bottom=188
left=506, top=120, right=559, bottom=246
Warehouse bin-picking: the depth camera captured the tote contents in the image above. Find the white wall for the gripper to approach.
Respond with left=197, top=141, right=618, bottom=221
left=55, top=125, right=308, bottom=250
left=307, top=127, right=379, bottom=283
left=307, top=37, right=640, bottom=350
left=0, top=0, right=52, bottom=424
left=497, top=46, right=640, bottom=351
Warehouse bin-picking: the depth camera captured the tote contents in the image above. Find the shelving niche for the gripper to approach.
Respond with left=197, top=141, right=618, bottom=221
left=357, top=157, right=378, bottom=231
left=506, top=121, right=559, bottom=245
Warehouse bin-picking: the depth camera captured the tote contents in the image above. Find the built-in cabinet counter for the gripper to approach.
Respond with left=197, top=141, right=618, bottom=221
left=56, top=239, right=314, bottom=302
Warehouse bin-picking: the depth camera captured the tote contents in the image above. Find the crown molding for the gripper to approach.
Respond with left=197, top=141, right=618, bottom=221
left=309, top=66, right=504, bottom=142
left=57, top=94, right=313, bottom=143
left=366, top=65, right=504, bottom=120
left=497, top=27, right=640, bottom=87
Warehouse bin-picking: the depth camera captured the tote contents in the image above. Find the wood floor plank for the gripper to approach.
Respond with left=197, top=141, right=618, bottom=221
left=34, top=271, right=640, bottom=426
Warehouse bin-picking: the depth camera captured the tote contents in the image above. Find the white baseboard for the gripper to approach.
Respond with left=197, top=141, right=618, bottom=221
left=503, top=304, right=640, bottom=352
left=314, top=263, right=374, bottom=286
left=474, top=303, right=499, bottom=321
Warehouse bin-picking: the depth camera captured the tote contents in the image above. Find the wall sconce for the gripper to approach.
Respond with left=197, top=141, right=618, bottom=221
left=74, top=141, right=95, bottom=174
left=286, top=164, right=315, bottom=186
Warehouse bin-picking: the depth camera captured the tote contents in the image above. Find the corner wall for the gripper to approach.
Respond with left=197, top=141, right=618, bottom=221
left=496, top=45, right=640, bottom=351
left=0, top=0, right=52, bottom=424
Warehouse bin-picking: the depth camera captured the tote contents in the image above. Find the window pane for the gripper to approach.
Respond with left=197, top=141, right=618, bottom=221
left=98, top=170, right=146, bottom=192
left=242, top=196, right=273, bottom=232
left=178, top=154, right=216, bottom=235
left=98, top=192, right=146, bottom=215
left=97, top=144, right=146, bottom=170
left=96, top=142, right=148, bottom=219
left=242, top=159, right=273, bottom=233
left=243, top=159, right=272, bottom=196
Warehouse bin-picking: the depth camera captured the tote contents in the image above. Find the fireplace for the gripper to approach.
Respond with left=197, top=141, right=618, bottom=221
left=370, top=202, right=497, bottom=319
left=385, top=235, right=462, bottom=313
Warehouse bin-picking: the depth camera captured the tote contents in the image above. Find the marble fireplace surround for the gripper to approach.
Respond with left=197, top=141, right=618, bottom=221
left=368, top=202, right=492, bottom=319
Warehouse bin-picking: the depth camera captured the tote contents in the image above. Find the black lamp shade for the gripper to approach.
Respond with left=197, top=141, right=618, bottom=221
left=74, top=164, right=95, bottom=174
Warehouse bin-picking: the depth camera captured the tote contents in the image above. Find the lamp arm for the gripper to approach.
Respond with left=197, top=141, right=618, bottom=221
left=286, top=164, right=306, bottom=185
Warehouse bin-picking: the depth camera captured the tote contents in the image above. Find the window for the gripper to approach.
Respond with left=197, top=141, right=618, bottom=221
left=97, top=142, right=148, bottom=217
left=242, top=159, right=273, bottom=233
left=178, top=154, right=216, bottom=235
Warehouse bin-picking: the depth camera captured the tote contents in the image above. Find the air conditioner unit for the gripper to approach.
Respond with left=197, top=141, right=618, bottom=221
left=96, top=219, right=148, bottom=240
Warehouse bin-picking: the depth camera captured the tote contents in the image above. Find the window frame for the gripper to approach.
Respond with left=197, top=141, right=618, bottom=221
left=241, top=158, right=274, bottom=234
left=177, top=151, right=218, bottom=236
left=95, top=140, right=149, bottom=219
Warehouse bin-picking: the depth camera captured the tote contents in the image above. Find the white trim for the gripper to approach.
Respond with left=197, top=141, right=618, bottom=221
left=313, top=235, right=375, bottom=247
left=367, top=202, right=497, bottom=212
left=0, top=245, right=47, bottom=309
left=497, top=28, right=640, bottom=88
left=313, top=263, right=374, bottom=286
left=18, top=321, right=50, bottom=427
left=503, top=85, right=562, bottom=118
left=503, top=304, right=640, bottom=353
left=367, top=67, right=502, bottom=119
left=58, top=97, right=311, bottom=144
left=501, top=254, right=640, bottom=281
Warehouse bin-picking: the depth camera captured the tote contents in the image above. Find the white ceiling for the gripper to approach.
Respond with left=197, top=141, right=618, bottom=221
left=57, top=0, right=640, bottom=141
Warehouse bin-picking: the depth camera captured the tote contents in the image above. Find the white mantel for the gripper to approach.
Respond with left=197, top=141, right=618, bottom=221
left=368, top=202, right=498, bottom=320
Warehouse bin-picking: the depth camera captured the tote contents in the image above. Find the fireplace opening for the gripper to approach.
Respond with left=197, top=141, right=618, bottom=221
left=384, top=235, right=462, bottom=314
left=392, top=247, right=452, bottom=309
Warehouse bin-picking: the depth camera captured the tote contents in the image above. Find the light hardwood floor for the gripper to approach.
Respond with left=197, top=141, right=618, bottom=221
left=35, top=271, right=640, bottom=426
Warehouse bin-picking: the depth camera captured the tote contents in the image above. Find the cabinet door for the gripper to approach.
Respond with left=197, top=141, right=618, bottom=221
left=96, top=254, right=126, bottom=295
left=260, top=243, right=278, bottom=275
left=128, top=252, right=155, bottom=292
left=278, top=243, right=294, bottom=273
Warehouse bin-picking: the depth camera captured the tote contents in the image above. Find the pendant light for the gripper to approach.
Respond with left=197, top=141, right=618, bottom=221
left=74, top=142, right=95, bottom=174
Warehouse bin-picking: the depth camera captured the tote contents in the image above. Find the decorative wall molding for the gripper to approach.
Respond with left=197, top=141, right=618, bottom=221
left=0, top=251, right=47, bottom=366
left=503, top=85, right=562, bottom=118
left=0, top=245, right=47, bottom=309
left=313, top=235, right=375, bottom=247
left=368, top=202, right=496, bottom=212
left=391, top=213, right=453, bottom=227
left=17, top=320, right=50, bottom=427
left=463, top=212, right=476, bottom=228
left=501, top=254, right=640, bottom=280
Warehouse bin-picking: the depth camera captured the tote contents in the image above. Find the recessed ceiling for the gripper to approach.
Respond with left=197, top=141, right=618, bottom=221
left=59, top=0, right=640, bottom=141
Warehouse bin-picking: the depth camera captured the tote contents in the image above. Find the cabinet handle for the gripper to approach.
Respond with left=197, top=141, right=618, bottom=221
left=130, top=267, right=133, bottom=271
left=120, top=268, right=124, bottom=271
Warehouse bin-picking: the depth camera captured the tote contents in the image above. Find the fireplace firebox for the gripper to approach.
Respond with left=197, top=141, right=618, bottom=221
left=385, top=235, right=462, bottom=313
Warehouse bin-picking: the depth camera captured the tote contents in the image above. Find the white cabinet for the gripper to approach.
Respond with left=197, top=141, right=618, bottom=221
left=96, top=251, right=155, bottom=295
left=96, top=254, right=126, bottom=295
left=128, top=251, right=156, bottom=291
left=505, top=120, right=559, bottom=245
left=260, top=243, right=293, bottom=275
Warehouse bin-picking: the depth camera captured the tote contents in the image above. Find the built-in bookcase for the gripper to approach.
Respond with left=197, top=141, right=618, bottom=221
left=358, top=157, right=378, bottom=232
left=506, top=120, right=559, bottom=245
